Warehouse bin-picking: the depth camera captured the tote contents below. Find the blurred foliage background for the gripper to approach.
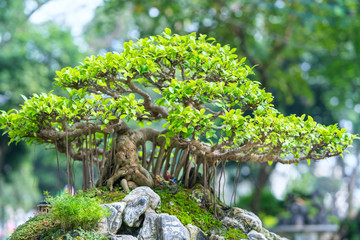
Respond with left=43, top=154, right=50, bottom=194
left=0, top=0, right=359, bottom=238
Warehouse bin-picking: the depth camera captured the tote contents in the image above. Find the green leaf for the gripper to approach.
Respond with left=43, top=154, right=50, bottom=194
left=140, top=65, right=149, bottom=74
left=164, top=28, right=172, bottom=35
left=108, top=115, right=118, bottom=120
left=21, top=95, right=28, bottom=101
left=153, top=88, right=161, bottom=94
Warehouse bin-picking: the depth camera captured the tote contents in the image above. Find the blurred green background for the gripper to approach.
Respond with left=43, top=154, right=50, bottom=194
left=0, top=0, right=359, bottom=238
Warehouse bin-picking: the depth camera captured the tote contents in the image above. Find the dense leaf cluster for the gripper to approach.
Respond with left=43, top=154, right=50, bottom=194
left=0, top=30, right=355, bottom=168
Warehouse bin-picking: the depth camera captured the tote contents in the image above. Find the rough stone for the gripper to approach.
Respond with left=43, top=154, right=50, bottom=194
left=97, top=216, right=108, bottom=235
left=186, top=224, right=206, bottom=240
left=221, top=216, right=246, bottom=233
left=247, top=230, right=267, bottom=240
left=123, top=195, right=149, bottom=227
left=208, top=234, right=225, bottom=240
left=111, top=235, right=138, bottom=240
left=123, top=186, right=161, bottom=209
left=191, top=184, right=213, bottom=205
left=262, top=228, right=289, bottom=240
left=99, top=202, right=126, bottom=235
left=138, top=211, right=190, bottom=240
left=138, top=209, right=159, bottom=240
left=157, top=214, right=190, bottom=240
left=107, top=202, right=126, bottom=233
left=227, top=207, right=263, bottom=233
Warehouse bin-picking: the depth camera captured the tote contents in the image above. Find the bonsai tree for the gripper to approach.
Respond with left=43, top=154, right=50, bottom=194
left=0, top=29, right=356, bottom=193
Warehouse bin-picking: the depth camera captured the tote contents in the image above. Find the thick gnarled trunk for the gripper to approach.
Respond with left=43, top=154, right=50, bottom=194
left=96, top=127, right=208, bottom=192
left=97, top=132, right=154, bottom=191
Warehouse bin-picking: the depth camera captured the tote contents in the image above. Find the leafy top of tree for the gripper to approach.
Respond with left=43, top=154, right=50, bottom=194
left=0, top=30, right=356, bottom=191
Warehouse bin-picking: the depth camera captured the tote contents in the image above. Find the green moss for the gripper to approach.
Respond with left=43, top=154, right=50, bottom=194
left=9, top=213, right=58, bottom=240
left=10, top=213, right=109, bottom=240
left=155, top=188, right=221, bottom=231
left=155, top=188, right=247, bottom=239
left=223, top=228, right=248, bottom=239
left=98, top=189, right=128, bottom=203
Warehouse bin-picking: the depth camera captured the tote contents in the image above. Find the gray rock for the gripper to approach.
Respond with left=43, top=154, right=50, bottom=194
left=123, top=186, right=161, bottom=209
left=138, top=211, right=190, bottom=240
left=227, top=208, right=263, bottom=233
left=106, top=202, right=126, bottom=233
left=97, top=216, right=108, bottom=235
left=157, top=214, right=190, bottom=240
left=222, top=207, right=287, bottom=240
left=186, top=224, right=206, bottom=240
left=138, top=209, right=159, bottom=240
left=221, top=216, right=246, bottom=233
left=261, top=228, right=289, bottom=240
left=99, top=202, right=126, bottom=235
left=247, top=230, right=267, bottom=240
left=111, top=235, right=138, bottom=240
left=191, top=184, right=213, bottom=206
left=209, top=234, right=225, bottom=240
left=123, top=195, right=149, bottom=227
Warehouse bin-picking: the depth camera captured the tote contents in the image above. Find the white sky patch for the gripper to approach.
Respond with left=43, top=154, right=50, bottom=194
left=355, top=104, right=360, bottom=113
left=148, top=7, right=160, bottom=18
left=30, top=0, right=103, bottom=36
left=270, top=164, right=299, bottom=199
left=340, top=119, right=353, bottom=133
left=313, top=157, right=336, bottom=177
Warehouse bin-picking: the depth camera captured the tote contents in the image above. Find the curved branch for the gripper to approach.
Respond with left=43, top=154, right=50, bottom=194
left=126, top=77, right=169, bottom=118
left=132, top=128, right=162, bottom=146
left=38, top=120, right=128, bottom=140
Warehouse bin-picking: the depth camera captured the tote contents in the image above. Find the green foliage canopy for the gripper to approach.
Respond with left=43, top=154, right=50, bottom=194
left=0, top=30, right=355, bottom=168
left=86, top=0, right=360, bottom=126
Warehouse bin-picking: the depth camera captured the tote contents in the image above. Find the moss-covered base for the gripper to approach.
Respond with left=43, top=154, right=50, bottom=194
left=9, top=214, right=58, bottom=240
left=154, top=187, right=246, bottom=239
left=9, top=214, right=109, bottom=240
left=10, top=187, right=247, bottom=239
